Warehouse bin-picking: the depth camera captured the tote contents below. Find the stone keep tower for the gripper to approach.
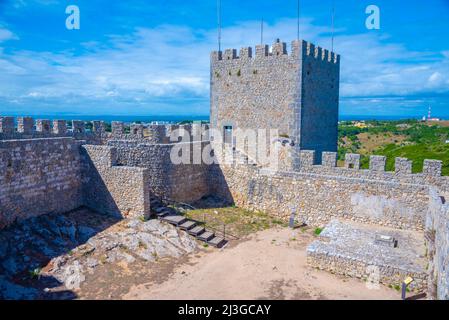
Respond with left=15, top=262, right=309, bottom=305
left=210, top=39, right=340, bottom=163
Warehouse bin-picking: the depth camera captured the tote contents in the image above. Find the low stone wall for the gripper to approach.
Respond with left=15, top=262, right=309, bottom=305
left=107, top=140, right=211, bottom=203
left=211, top=162, right=429, bottom=231
left=307, top=251, right=427, bottom=292
left=0, top=138, right=83, bottom=229
left=425, top=188, right=449, bottom=299
left=81, top=145, right=150, bottom=219
left=306, top=220, right=427, bottom=292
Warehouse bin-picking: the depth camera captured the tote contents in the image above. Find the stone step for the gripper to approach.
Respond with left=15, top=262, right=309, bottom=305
left=197, top=231, right=215, bottom=242
left=188, top=226, right=206, bottom=237
left=156, top=211, right=170, bottom=218
left=208, top=236, right=227, bottom=248
left=161, top=215, right=187, bottom=226
left=179, top=220, right=197, bottom=231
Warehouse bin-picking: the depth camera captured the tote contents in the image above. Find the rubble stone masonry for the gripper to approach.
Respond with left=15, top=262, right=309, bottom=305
left=0, top=138, right=83, bottom=229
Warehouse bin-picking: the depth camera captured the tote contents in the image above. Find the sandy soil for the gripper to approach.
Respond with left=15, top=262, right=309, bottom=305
left=357, top=132, right=407, bottom=154
left=124, top=227, right=401, bottom=300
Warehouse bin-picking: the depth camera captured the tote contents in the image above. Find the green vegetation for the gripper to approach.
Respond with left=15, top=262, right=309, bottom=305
left=185, top=207, right=287, bottom=237
left=338, top=120, right=449, bottom=175
left=314, top=227, right=323, bottom=236
left=393, top=284, right=401, bottom=291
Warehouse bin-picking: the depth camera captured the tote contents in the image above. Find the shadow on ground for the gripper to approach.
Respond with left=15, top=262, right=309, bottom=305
left=0, top=207, right=121, bottom=300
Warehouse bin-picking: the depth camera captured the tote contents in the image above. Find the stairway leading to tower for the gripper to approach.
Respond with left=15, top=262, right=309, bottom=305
left=150, top=198, right=228, bottom=249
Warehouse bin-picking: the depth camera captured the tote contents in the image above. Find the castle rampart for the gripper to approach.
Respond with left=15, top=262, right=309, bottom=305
left=1, top=113, right=449, bottom=297
left=81, top=145, right=151, bottom=219
left=210, top=148, right=449, bottom=231
left=0, top=137, right=83, bottom=229
left=0, top=117, right=105, bottom=143
left=107, top=140, right=211, bottom=203
left=426, top=188, right=449, bottom=299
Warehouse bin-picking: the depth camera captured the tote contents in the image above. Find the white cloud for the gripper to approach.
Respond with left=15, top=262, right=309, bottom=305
left=0, top=28, right=17, bottom=42
left=0, top=18, right=448, bottom=115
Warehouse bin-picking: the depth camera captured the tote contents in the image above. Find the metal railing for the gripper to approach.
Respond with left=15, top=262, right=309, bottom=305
left=155, top=196, right=239, bottom=241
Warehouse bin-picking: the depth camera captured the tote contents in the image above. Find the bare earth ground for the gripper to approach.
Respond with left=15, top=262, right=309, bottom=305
left=0, top=206, right=404, bottom=300
left=124, top=226, right=400, bottom=300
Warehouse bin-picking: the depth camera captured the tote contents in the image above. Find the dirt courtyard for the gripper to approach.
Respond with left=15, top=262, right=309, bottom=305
left=124, top=226, right=400, bottom=300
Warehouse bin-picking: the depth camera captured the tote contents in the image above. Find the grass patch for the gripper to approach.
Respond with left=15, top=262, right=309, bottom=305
left=185, top=206, right=286, bottom=237
left=314, top=228, right=323, bottom=236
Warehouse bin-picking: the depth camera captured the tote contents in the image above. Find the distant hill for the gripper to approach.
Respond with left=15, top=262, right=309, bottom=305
left=338, top=120, right=449, bottom=175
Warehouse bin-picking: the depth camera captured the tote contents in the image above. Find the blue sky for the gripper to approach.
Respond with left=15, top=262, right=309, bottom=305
left=0, top=0, right=448, bottom=118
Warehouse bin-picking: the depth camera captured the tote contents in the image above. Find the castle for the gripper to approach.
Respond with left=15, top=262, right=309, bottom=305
left=0, top=39, right=448, bottom=299
left=210, top=39, right=340, bottom=163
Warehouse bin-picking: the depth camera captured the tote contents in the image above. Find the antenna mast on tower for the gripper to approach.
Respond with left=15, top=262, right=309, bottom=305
left=331, top=0, right=335, bottom=52
left=261, top=18, right=264, bottom=44
left=297, top=0, right=300, bottom=40
left=217, top=0, right=222, bottom=52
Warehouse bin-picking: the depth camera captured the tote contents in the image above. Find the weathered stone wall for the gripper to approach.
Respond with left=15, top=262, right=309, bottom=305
left=307, top=220, right=427, bottom=292
left=425, top=188, right=449, bottom=299
left=209, top=149, right=448, bottom=231
left=210, top=40, right=340, bottom=162
left=106, top=140, right=211, bottom=203
left=0, top=138, right=83, bottom=229
left=299, top=42, right=340, bottom=160
left=0, top=117, right=105, bottom=144
left=307, top=252, right=427, bottom=292
left=81, top=145, right=150, bottom=219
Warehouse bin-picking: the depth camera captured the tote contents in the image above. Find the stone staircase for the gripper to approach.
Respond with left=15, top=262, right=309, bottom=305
left=150, top=198, right=228, bottom=248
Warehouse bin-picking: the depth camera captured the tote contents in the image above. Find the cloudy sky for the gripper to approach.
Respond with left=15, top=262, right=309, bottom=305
left=0, top=0, right=448, bottom=118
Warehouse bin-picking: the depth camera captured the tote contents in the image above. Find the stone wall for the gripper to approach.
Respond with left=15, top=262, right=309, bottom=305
left=210, top=149, right=448, bottom=231
left=307, top=252, right=427, bottom=292
left=107, top=140, right=211, bottom=203
left=0, top=138, right=83, bottom=229
left=81, top=145, right=150, bottom=219
left=425, top=188, right=449, bottom=299
left=0, top=117, right=105, bottom=144
left=307, top=220, right=427, bottom=292
left=299, top=42, right=340, bottom=159
left=210, top=40, right=340, bottom=161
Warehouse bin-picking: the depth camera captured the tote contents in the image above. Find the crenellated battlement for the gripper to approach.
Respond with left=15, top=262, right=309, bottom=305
left=1, top=116, right=212, bottom=145
left=0, top=116, right=106, bottom=136
left=294, top=150, right=444, bottom=177
left=211, top=39, right=340, bottom=64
